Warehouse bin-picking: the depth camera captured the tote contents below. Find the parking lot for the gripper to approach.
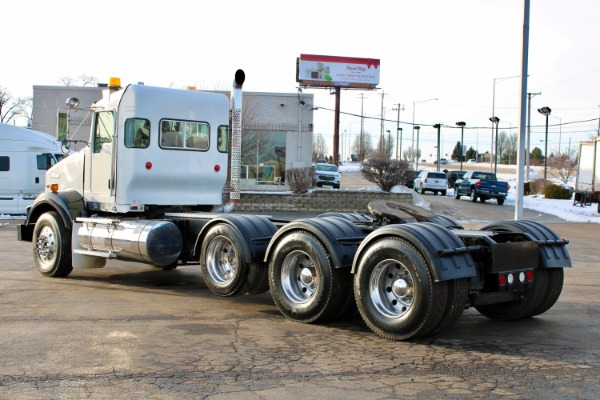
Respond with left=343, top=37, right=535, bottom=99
left=1, top=208, right=599, bottom=399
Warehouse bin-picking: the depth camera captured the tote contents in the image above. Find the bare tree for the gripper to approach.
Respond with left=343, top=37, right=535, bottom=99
left=0, top=87, right=30, bottom=125
left=58, top=77, right=75, bottom=86
left=402, top=146, right=421, bottom=163
left=548, top=147, right=578, bottom=184
left=312, top=133, right=328, bottom=162
left=79, top=74, right=98, bottom=87
left=351, top=133, right=373, bottom=161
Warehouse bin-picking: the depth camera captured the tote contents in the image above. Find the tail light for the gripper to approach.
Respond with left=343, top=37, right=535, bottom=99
left=506, top=183, right=510, bottom=190
left=476, top=181, right=482, bottom=188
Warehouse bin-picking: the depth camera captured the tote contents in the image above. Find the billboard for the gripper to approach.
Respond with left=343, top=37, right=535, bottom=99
left=297, top=54, right=380, bottom=89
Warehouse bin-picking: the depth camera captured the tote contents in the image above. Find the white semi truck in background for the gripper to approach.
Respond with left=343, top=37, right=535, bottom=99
left=0, top=124, right=66, bottom=214
left=17, top=70, right=571, bottom=341
left=575, top=136, right=600, bottom=213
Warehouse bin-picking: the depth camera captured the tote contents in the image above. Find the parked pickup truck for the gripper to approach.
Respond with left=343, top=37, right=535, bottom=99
left=454, top=170, right=509, bottom=205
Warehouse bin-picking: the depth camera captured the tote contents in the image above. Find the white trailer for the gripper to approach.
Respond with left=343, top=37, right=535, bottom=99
left=575, top=137, right=600, bottom=212
left=0, top=124, right=66, bottom=214
left=17, top=71, right=571, bottom=341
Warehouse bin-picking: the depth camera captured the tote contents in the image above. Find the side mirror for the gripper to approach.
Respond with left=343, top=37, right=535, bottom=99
left=60, top=140, right=71, bottom=154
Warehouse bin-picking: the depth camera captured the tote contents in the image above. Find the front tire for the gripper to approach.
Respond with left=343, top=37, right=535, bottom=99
left=354, top=237, right=448, bottom=340
left=497, top=198, right=505, bottom=205
left=268, top=231, right=353, bottom=323
left=33, top=211, right=73, bottom=277
left=454, top=189, right=461, bottom=199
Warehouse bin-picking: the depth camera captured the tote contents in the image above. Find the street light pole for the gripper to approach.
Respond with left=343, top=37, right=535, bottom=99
left=456, top=121, right=466, bottom=171
left=492, top=75, right=519, bottom=171
left=393, top=104, right=404, bottom=160
left=414, top=126, right=421, bottom=170
left=537, top=106, right=551, bottom=180
left=433, top=124, right=442, bottom=171
left=412, top=98, right=438, bottom=165
left=489, top=117, right=500, bottom=174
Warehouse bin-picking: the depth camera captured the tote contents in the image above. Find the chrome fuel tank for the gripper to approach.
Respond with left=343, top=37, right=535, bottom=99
left=77, top=218, right=182, bottom=267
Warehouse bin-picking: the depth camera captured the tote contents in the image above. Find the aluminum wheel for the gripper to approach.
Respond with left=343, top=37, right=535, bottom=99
left=35, top=225, right=57, bottom=274
left=369, top=259, right=415, bottom=318
left=280, top=250, right=318, bottom=304
left=205, top=235, right=238, bottom=286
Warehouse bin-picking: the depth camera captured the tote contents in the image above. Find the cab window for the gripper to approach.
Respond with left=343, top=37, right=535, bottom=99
left=125, top=118, right=150, bottom=148
left=160, top=119, right=210, bottom=151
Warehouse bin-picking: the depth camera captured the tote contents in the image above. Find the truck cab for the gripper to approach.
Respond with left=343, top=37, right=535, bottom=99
left=46, top=82, right=231, bottom=216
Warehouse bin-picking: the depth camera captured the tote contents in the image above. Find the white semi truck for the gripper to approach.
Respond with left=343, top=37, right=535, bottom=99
left=17, top=70, right=571, bottom=340
left=575, top=136, right=600, bottom=212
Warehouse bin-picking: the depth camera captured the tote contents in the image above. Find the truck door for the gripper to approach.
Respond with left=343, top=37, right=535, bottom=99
left=90, top=111, right=116, bottom=201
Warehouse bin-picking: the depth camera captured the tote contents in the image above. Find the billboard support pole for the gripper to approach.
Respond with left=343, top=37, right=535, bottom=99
left=333, top=86, right=341, bottom=165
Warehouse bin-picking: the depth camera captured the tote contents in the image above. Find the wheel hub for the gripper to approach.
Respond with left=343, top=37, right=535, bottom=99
left=281, top=250, right=318, bottom=303
left=369, top=260, right=415, bottom=318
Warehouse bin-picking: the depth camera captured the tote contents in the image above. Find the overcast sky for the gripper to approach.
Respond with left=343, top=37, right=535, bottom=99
left=3, top=0, right=599, bottom=159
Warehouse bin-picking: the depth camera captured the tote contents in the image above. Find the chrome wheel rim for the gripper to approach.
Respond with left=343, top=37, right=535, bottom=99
left=369, top=259, right=415, bottom=318
left=35, top=225, right=57, bottom=273
left=205, top=235, right=238, bottom=286
left=281, top=250, right=318, bottom=304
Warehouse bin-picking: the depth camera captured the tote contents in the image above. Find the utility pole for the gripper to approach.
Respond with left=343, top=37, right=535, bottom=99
left=526, top=92, right=541, bottom=179
left=393, top=103, right=404, bottom=160
left=358, top=93, right=365, bottom=160
left=380, top=91, right=385, bottom=152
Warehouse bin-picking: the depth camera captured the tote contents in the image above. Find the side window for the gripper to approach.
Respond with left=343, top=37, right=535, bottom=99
left=93, top=111, right=115, bottom=153
left=160, top=120, right=183, bottom=148
left=218, top=125, right=229, bottom=153
left=0, top=156, right=9, bottom=171
left=36, top=154, right=56, bottom=170
left=185, top=122, right=209, bottom=150
left=125, top=118, right=150, bottom=148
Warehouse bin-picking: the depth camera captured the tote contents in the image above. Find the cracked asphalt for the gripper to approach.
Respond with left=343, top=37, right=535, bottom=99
left=0, top=216, right=598, bottom=399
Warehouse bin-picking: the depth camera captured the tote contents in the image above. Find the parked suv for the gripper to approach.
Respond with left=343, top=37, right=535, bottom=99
left=314, top=163, right=341, bottom=189
left=413, top=170, right=448, bottom=195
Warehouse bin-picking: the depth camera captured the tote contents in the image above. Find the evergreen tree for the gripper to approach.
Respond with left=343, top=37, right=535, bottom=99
left=451, top=141, right=463, bottom=161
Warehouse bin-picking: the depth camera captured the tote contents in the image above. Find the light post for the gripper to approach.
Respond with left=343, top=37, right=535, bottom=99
left=414, top=126, right=421, bottom=170
left=537, top=106, right=551, bottom=180
left=397, top=128, right=403, bottom=160
left=433, top=123, right=442, bottom=171
left=393, top=104, right=404, bottom=160
left=386, top=129, right=391, bottom=157
left=412, top=98, right=438, bottom=165
left=491, top=75, right=519, bottom=172
left=455, top=121, right=466, bottom=171
left=489, top=116, right=500, bottom=174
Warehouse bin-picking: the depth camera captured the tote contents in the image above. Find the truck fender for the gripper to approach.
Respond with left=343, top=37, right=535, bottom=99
left=264, top=216, right=366, bottom=269
left=194, top=214, right=277, bottom=264
left=352, top=222, right=476, bottom=282
left=19, top=190, right=84, bottom=241
left=481, top=220, right=571, bottom=269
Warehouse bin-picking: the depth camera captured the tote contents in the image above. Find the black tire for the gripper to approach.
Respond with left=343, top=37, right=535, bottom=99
left=531, top=268, right=564, bottom=316
left=33, top=211, right=73, bottom=277
left=441, top=190, right=447, bottom=196
left=268, top=231, right=353, bottom=323
left=419, top=185, right=425, bottom=194
left=333, top=184, right=340, bottom=189
left=475, top=268, right=549, bottom=321
left=454, top=189, right=461, bottom=199
left=497, top=198, right=505, bottom=205
left=200, top=223, right=265, bottom=297
left=479, top=196, right=486, bottom=203
left=354, top=237, right=448, bottom=341
left=470, top=188, right=478, bottom=202
left=430, top=278, right=469, bottom=334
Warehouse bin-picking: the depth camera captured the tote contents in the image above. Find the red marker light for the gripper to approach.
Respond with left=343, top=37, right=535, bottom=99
left=526, top=270, right=534, bottom=282
left=214, top=165, right=221, bottom=172
left=499, top=274, right=507, bottom=286
left=145, top=162, right=152, bottom=170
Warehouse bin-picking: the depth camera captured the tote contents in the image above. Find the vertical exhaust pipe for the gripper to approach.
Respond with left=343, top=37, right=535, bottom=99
left=215, top=70, right=245, bottom=213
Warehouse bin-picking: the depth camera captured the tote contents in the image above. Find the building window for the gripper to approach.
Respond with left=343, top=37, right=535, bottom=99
left=241, top=130, right=286, bottom=184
